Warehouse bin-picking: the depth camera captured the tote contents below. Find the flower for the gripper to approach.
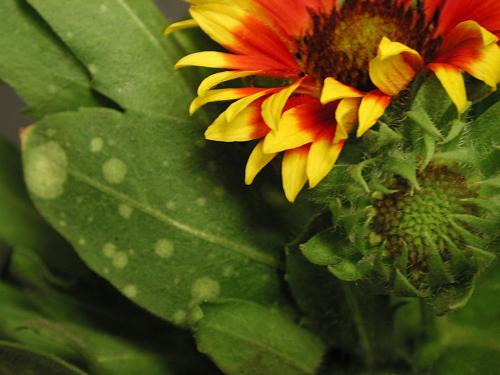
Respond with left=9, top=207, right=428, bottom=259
left=166, top=0, right=500, bottom=202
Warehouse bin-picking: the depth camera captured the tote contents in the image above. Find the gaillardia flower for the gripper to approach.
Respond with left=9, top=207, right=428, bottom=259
left=167, top=0, right=500, bottom=202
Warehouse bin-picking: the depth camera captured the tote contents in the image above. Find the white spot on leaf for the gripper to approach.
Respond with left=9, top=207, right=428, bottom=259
left=103, top=243, right=116, bottom=258
left=191, top=277, right=220, bottom=302
left=123, top=284, right=137, bottom=298
left=155, top=239, right=174, bottom=259
left=90, top=137, right=104, bottom=153
left=112, top=252, right=128, bottom=269
left=196, top=197, right=207, bottom=207
left=102, top=158, right=127, bottom=185
left=118, top=204, right=133, bottom=219
left=25, top=141, right=68, bottom=200
left=173, top=310, right=186, bottom=324
left=88, top=64, right=99, bottom=74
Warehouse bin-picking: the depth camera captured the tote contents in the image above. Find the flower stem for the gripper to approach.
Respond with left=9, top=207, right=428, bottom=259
left=341, top=282, right=375, bottom=368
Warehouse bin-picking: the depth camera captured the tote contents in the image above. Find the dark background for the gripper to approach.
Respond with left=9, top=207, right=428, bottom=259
left=0, top=0, right=189, bottom=145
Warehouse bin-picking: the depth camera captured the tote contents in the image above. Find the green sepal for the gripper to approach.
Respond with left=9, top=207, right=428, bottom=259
left=300, top=230, right=339, bottom=266
left=392, top=269, right=422, bottom=297
left=468, top=246, right=496, bottom=271
left=441, top=120, right=467, bottom=144
left=382, top=155, right=419, bottom=189
left=362, top=123, right=402, bottom=153
left=407, top=107, right=444, bottom=140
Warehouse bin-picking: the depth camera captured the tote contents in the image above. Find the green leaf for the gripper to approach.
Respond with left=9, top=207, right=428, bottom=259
left=0, top=248, right=220, bottom=375
left=22, top=108, right=283, bottom=324
left=0, top=340, right=87, bottom=375
left=0, top=137, right=85, bottom=276
left=411, top=75, right=455, bottom=127
left=195, top=300, right=326, bottom=375
left=27, top=0, right=195, bottom=118
left=416, top=261, right=500, bottom=374
left=0, top=0, right=100, bottom=118
left=300, top=230, right=339, bottom=266
left=430, top=346, right=500, bottom=375
left=470, top=101, right=500, bottom=177
left=286, top=248, right=356, bottom=348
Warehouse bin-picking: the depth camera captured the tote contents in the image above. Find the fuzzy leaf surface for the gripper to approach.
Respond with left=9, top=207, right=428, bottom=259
left=22, top=108, right=283, bottom=323
left=0, top=0, right=100, bottom=118
left=470, top=101, right=500, bottom=176
left=416, top=261, right=500, bottom=374
left=0, top=340, right=87, bottom=375
left=27, top=0, right=195, bottom=117
left=0, top=137, right=85, bottom=275
left=195, top=300, right=326, bottom=375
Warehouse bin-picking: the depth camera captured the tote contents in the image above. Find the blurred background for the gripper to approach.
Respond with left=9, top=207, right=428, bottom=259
left=0, top=0, right=189, bottom=145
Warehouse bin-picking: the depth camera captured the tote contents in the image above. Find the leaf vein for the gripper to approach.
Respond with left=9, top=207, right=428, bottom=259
left=68, top=169, right=279, bottom=268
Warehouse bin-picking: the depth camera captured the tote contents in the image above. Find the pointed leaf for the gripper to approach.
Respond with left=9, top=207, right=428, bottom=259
left=195, top=300, right=326, bottom=375
left=0, top=341, right=87, bottom=375
left=0, top=0, right=100, bottom=118
left=27, top=0, right=194, bottom=117
left=22, top=109, right=283, bottom=324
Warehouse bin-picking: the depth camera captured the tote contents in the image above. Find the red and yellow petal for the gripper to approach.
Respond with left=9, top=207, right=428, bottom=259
left=176, top=51, right=297, bottom=73
left=263, top=99, right=334, bottom=153
left=334, top=98, right=361, bottom=143
left=245, top=140, right=277, bottom=185
left=320, top=77, right=363, bottom=104
left=205, top=100, right=270, bottom=142
left=164, top=19, right=199, bottom=36
left=198, top=70, right=262, bottom=96
left=428, top=63, right=468, bottom=113
left=282, top=145, right=310, bottom=203
left=225, top=89, right=275, bottom=122
left=190, top=87, right=265, bottom=114
left=190, top=3, right=298, bottom=69
left=435, top=21, right=500, bottom=93
left=435, top=0, right=500, bottom=38
left=307, top=127, right=344, bottom=188
left=261, top=79, right=303, bottom=130
left=369, top=37, right=424, bottom=96
left=357, top=91, right=391, bottom=137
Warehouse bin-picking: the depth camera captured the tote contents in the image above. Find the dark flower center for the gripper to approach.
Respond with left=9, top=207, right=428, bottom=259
left=300, top=0, right=440, bottom=91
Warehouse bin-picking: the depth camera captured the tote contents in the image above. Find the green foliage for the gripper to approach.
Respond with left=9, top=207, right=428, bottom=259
left=305, top=75, right=498, bottom=316
left=196, top=300, right=326, bottom=375
left=0, top=0, right=498, bottom=374
left=0, top=0, right=100, bottom=118
left=22, top=108, right=284, bottom=323
left=0, top=137, right=86, bottom=276
left=0, top=341, right=87, bottom=375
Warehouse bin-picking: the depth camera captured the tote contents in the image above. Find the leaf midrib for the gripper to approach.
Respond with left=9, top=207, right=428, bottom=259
left=201, top=321, right=316, bottom=375
left=68, top=168, right=279, bottom=268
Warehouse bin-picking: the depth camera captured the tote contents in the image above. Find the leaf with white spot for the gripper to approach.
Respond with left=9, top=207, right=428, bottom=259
left=22, top=108, right=284, bottom=324
left=0, top=136, right=86, bottom=276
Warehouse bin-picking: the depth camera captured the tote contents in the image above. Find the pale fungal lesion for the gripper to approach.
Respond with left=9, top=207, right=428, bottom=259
left=90, top=137, right=104, bottom=153
left=24, top=141, right=68, bottom=200
left=191, top=277, right=221, bottom=302
left=118, top=203, right=133, bottom=219
left=102, top=158, right=128, bottom=185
